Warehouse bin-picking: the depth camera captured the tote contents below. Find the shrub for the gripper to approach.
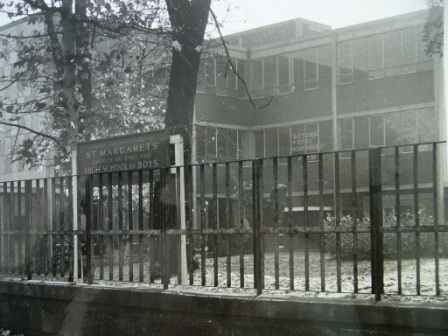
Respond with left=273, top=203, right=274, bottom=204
left=324, top=209, right=448, bottom=260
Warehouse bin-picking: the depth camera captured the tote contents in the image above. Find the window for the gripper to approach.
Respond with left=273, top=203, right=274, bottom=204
left=265, top=128, right=279, bottom=157
left=418, top=108, right=437, bottom=143
left=255, top=130, right=265, bottom=158
left=303, top=48, right=318, bottom=89
left=291, top=123, right=320, bottom=154
left=384, top=31, right=401, bottom=76
left=251, top=60, right=264, bottom=93
left=401, top=28, right=417, bottom=73
left=369, top=115, right=384, bottom=147
left=264, top=57, right=277, bottom=91
left=368, top=35, right=384, bottom=79
left=237, top=60, right=247, bottom=99
left=338, top=41, right=353, bottom=83
left=277, top=55, right=292, bottom=93
left=278, top=127, right=291, bottom=156
left=339, top=118, right=354, bottom=150
left=216, top=58, right=228, bottom=96
left=196, top=126, right=217, bottom=158
left=205, top=60, right=216, bottom=86
left=227, top=59, right=238, bottom=91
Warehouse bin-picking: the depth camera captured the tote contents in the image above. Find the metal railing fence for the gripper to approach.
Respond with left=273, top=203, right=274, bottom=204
left=0, top=143, right=446, bottom=301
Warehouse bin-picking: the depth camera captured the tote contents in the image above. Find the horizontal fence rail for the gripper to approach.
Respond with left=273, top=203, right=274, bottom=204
left=0, top=143, right=447, bottom=301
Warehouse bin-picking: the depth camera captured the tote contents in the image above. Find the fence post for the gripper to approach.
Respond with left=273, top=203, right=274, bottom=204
left=25, top=180, right=32, bottom=280
left=85, top=175, right=93, bottom=284
left=253, top=159, right=264, bottom=295
left=369, top=148, right=384, bottom=302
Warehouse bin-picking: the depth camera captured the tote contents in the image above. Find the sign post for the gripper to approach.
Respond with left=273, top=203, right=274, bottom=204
left=170, top=135, right=187, bottom=286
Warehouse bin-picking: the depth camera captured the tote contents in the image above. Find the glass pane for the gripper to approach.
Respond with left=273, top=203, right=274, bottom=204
left=278, top=55, right=290, bottom=86
left=401, top=28, right=417, bottom=65
left=401, top=111, right=418, bottom=144
left=291, top=124, right=305, bottom=154
left=216, top=58, right=227, bottom=89
left=251, top=60, right=264, bottom=91
left=385, top=113, right=401, bottom=146
left=264, top=56, right=276, bottom=89
left=205, top=60, right=216, bottom=86
left=338, top=41, right=353, bottom=75
left=369, top=115, right=384, bottom=146
left=303, top=48, right=318, bottom=81
left=228, top=129, right=238, bottom=159
left=304, top=123, right=319, bottom=153
left=368, top=35, right=384, bottom=71
left=384, top=31, right=401, bottom=69
left=265, top=128, right=278, bottom=157
left=339, top=118, right=353, bottom=150
left=255, top=130, right=264, bottom=158
left=227, top=59, right=237, bottom=90
left=278, top=127, right=291, bottom=156
left=416, top=108, right=436, bottom=143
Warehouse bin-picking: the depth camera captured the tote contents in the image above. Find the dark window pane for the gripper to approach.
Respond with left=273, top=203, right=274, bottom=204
left=278, top=127, right=291, bottom=156
left=278, top=55, right=290, bottom=86
left=255, top=130, right=264, bottom=158
left=339, top=118, right=353, bottom=150
left=369, top=115, right=384, bottom=146
left=265, top=128, right=278, bottom=157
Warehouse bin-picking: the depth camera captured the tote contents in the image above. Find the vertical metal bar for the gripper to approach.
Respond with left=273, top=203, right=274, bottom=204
left=273, top=158, right=280, bottom=290
left=369, top=148, right=384, bottom=302
left=85, top=175, right=93, bottom=284
left=108, top=172, right=114, bottom=281
left=287, top=157, right=294, bottom=291
left=161, top=168, right=170, bottom=290
left=67, top=176, right=74, bottom=282
left=43, top=179, right=49, bottom=276
left=303, top=155, right=310, bottom=291
left=25, top=180, right=31, bottom=280
left=351, top=150, right=358, bottom=293
left=51, top=178, right=56, bottom=277
left=59, top=177, right=65, bottom=277
left=0, top=182, right=6, bottom=273
left=118, top=172, right=124, bottom=281
left=238, top=161, right=245, bottom=288
left=212, top=163, right=218, bottom=287
left=138, top=170, right=144, bottom=283
left=413, top=144, right=421, bottom=295
left=200, top=164, right=206, bottom=286
left=319, top=154, right=325, bottom=292
left=432, top=143, right=440, bottom=296
left=1, top=182, right=7, bottom=273
left=97, top=174, right=104, bottom=280
left=17, top=181, right=23, bottom=275
left=128, top=171, right=134, bottom=282
left=10, top=181, right=15, bottom=273
left=225, top=162, right=232, bottom=288
left=394, top=147, right=402, bottom=295
left=187, top=165, right=194, bottom=286
left=334, top=152, right=341, bottom=292
left=149, top=170, right=155, bottom=283
left=253, top=159, right=264, bottom=295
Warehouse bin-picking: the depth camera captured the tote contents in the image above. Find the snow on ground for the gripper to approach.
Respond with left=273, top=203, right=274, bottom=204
left=84, top=252, right=448, bottom=302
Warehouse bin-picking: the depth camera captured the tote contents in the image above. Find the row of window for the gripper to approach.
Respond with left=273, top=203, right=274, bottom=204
left=338, top=108, right=437, bottom=151
left=338, top=26, right=432, bottom=83
left=196, top=108, right=437, bottom=161
left=197, top=26, right=432, bottom=99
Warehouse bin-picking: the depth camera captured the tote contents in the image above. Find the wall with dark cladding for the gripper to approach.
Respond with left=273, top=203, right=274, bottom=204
left=0, top=280, right=447, bottom=335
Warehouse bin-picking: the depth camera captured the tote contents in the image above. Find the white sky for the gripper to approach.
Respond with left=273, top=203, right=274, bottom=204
left=211, top=0, right=429, bottom=35
left=0, top=0, right=429, bottom=31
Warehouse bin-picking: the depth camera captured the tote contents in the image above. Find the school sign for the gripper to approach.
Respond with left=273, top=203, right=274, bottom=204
left=77, top=130, right=169, bottom=175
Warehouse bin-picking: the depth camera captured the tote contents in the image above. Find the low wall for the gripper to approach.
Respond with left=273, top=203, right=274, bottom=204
left=0, top=280, right=447, bottom=335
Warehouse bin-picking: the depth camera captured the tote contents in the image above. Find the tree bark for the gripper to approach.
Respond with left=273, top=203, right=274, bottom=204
left=165, top=0, right=211, bottom=145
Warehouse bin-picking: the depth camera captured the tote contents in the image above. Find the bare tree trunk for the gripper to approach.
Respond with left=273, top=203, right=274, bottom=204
left=165, top=0, right=211, bottom=152
left=61, top=0, right=78, bottom=147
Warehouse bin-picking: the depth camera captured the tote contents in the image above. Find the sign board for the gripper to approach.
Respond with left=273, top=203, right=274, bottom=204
left=77, top=130, right=169, bottom=175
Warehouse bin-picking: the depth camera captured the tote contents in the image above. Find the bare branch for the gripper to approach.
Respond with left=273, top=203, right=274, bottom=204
left=209, top=8, right=274, bottom=110
left=0, top=120, right=59, bottom=143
